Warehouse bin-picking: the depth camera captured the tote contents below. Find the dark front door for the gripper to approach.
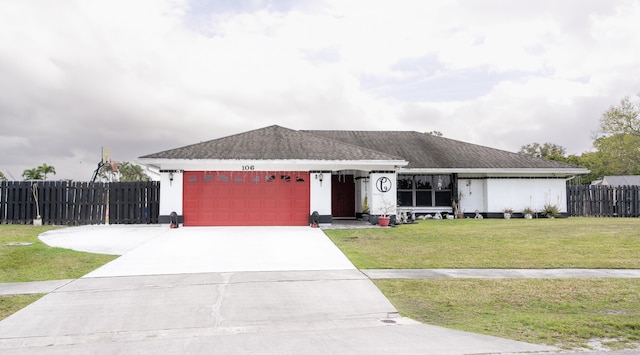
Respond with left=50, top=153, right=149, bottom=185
left=332, top=174, right=355, bottom=218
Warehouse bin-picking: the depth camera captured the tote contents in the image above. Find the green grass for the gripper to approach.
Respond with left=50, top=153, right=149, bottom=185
left=0, top=225, right=117, bottom=321
left=376, top=278, right=640, bottom=350
left=1, top=294, right=45, bottom=320
left=325, top=218, right=640, bottom=269
left=0, top=225, right=117, bottom=283
left=325, top=217, right=640, bottom=350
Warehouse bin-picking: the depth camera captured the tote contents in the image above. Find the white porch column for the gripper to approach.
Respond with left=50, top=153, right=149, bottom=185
left=159, top=171, right=183, bottom=222
left=370, top=172, right=397, bottom=218
left=309, top=171, right=332, bottom=222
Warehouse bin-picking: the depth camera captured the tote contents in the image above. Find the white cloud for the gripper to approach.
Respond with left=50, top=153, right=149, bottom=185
left=1, top=0, right=640, bottom=179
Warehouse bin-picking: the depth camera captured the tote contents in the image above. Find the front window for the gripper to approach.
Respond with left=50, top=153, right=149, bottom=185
left=397, top=174, right=453, bottom=207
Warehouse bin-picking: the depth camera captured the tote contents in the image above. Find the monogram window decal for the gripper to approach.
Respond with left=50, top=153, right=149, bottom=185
left=376, top=177, right=392, bottom=192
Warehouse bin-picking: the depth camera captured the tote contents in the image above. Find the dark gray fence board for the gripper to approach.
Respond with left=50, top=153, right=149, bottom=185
left=0, top=181, right=160, bottom=225
left=108, top=182, right=160, bottom=224
left=567, top=185, right=640, bottom=217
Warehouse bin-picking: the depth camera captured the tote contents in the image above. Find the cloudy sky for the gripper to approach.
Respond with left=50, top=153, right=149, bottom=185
left=2, top=0, right=640, bottom=180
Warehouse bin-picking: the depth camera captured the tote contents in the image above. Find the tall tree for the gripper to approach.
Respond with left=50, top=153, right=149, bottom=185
left=38, top=163, right=56, bottom=180
left=22, top=168, right=44, bottom=180
left=592, top=94, right=640, bottom=177
left=576, top=151, right=605, bottom=183
left=600, top=95, right=640, bottom=137
left=590, top=134, right=640, bottom=176
left=118, top=162, right=150, bottom=182
left=518, top=142, right=567, bottom=161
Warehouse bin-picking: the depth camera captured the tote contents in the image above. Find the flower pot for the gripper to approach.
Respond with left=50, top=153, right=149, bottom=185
left=33, top=218, right=42, bottom=226
left=503, top=213, right=512, bottom=220
left=378, top=216, right=391, bottom=227
left=524, top=213, right=533, bottom=219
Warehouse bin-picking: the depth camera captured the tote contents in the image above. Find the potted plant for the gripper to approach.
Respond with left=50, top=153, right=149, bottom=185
left=361, top=195, right=370, bottom=221
left=522, top=207, right=535, bottom=219
left=542, top=203, right=560, bottom=218
left=376, top=194, right=395, bottom=227
left=378, top=215, right=391, bottom=227
left=503, top=207, right=513, bottom=219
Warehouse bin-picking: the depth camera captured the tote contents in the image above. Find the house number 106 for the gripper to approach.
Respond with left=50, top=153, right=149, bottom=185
left=242, top=165, right=255, bottom=171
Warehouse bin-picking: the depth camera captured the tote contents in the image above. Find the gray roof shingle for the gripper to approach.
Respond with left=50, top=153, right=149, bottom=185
left=140, top=125, right=587, bottom=171
left=140, top=125, right=404, bottom=161
left=601, top=176, right=640, bottom=186
left=304, top=130, right=585, bottom=170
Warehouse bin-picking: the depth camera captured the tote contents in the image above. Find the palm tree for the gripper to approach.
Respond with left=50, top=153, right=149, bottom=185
left=97, top=162, right=118, bottom=182
left=38, top=164, right=56, bottom=180
left=96, top=162, right=149, bottom=182
left=118, top=162, right=150, bottom=182
left=22, top=168, right=44, bottom=180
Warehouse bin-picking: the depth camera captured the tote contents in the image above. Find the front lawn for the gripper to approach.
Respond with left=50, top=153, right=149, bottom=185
left=0, top=225, right=117, bottom=283
left=325, top=217, right=640, bottom=351
left=376, top=278, right=640, bottom=350
left=1, top=225, right=117, bottom=321
left=325, top=218, right=640, bottom=269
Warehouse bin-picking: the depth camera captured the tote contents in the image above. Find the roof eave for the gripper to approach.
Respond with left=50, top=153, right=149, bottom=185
left=400, top=167, right=590, bottom=176
left=137, top=158, right=409, bottom=171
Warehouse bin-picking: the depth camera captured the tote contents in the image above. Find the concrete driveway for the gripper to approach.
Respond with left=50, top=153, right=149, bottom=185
left=40, top=225, right=356, bottom=277
left=0, top=226, right=557, bottom=354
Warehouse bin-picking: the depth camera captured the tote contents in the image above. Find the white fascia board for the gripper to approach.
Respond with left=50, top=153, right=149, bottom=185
left=137, top=158, right=408, bottom=172
left=399, top=167, right=590, bottom=177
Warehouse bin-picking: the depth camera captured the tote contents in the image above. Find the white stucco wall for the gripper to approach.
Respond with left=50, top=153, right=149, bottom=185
left=486, top=178, right=567, bottom=213
left=458, top=178, right=486, bottom=214
left=159, top=172, right=183, bottom=216
left=310, top=171, right=331, bottom=216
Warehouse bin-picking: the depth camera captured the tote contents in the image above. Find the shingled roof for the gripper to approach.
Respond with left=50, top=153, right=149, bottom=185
left=140, top=125, right=404, bottom=161
left=140, top=125, right=587, bottom=172
left=304, top=130, right=585, bottom=170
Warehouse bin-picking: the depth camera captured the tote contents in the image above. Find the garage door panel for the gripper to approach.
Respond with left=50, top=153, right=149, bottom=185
left=183, top=171, right=309, bottom=226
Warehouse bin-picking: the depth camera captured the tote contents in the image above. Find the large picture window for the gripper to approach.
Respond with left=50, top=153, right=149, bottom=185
left=397, top=174, right=453, bottom=207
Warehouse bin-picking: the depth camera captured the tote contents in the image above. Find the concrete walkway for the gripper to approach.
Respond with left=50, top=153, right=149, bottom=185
left=363, top=268, right=640, bottom=279
left=5, top=268, right=640, bottom=296
left=0, top=279, right=75, bottom=296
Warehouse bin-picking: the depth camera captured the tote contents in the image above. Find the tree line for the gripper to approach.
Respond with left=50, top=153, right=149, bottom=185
left=519, top=94, right=640, bottom=184
left=0, top=162, right=149, bottom=182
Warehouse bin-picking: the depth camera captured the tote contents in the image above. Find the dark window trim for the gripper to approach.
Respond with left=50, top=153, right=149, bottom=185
left=398, top=174, right=454, bottom=207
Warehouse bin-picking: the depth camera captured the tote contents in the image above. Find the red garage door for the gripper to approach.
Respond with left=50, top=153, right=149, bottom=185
left=183, top=171, right=310, bottom=226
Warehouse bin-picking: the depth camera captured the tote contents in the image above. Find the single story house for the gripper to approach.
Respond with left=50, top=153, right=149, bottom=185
left=138, top=125, right=589, bottom=226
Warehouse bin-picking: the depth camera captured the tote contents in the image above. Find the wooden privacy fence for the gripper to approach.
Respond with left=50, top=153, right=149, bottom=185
left=567, top=185, right=640, bottom=217
left=109, top=182, right=160, bottom=224
left=0, top=181, right=160, bottom=225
